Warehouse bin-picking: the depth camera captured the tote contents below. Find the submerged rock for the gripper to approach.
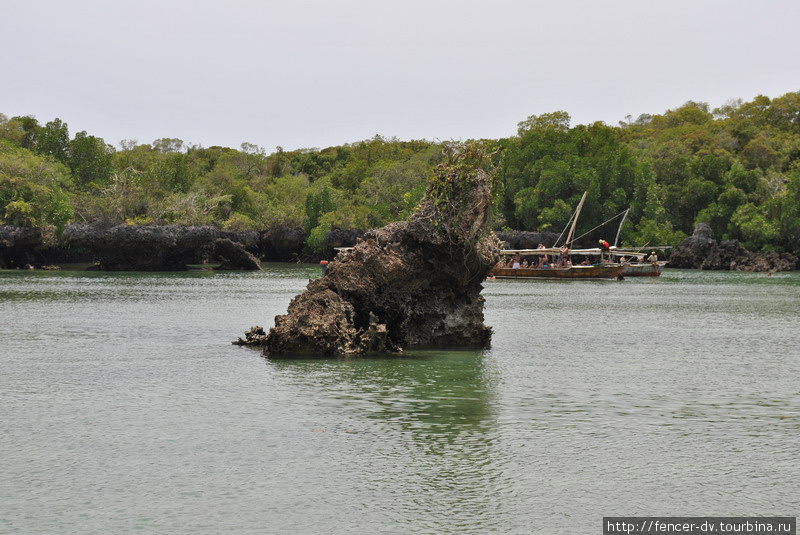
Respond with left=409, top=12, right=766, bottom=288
left=233, top=325, right=268, bottom=346
left=247, top=143, right=501, bottom=357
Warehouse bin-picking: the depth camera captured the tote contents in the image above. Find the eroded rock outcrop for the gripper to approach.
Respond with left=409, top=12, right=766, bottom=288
left=245, top=144, right=501, bottom=357
left=496, top=230, right=560, bottom=250
left=701, top=240, right=797, bottom=272
left=212, top=238, right=262, bottom=270
left=64, top=224, right=218, bottom=270
left=670, top=222, right=797, bottom=271
left=260, top=227, right=306, bottom=261
left=63, top=224, right=262, bottom=271
left=668, top=223, right=716, bottom=269
left=0, top=225, right=43, bottom=269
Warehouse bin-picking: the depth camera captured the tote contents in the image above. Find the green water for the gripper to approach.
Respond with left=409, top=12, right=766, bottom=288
left=1, top=266, right=798, bottom=534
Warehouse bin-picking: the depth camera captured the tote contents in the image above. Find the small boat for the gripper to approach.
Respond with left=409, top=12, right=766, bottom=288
left=610, top=210, right=670, bottom=277
left=619, top=260, right=667, bottom=277
left=613, top=252, right=668, bottom=277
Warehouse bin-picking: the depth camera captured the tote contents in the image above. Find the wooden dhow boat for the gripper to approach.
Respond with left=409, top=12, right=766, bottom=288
left=491, top=192, right=625, bottom=280
left=491, top=258, right=625, bottom=280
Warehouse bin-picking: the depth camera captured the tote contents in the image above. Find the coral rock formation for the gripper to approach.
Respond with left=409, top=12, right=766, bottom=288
left=247, top=144, right=501, bottom=357
left=670, top=222, right=797, bottom=271
left=668, top=223, right=717, bottom=268
left=63, top=224, right=261, bottom=271
left=495, top=230, right=560, bottom=250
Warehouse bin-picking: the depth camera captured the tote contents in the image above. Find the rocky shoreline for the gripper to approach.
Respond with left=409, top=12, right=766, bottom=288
left=669, top=223, right=797, bottom=272
left=1, top=223, right=314, bottom=271
left=1, top=223, right=796, bottom=272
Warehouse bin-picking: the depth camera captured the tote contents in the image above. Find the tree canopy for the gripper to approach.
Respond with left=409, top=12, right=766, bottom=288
left=1, top=90, right=799, bottom=255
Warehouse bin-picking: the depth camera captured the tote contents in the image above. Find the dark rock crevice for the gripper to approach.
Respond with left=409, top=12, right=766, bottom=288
left=0, top=226, right=42, bottom=269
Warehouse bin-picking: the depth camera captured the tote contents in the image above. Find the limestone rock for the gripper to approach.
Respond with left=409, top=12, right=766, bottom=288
left=668, top=223, right=717, bottom=269
left=496, top=230, right=560, bottom=250
left=670, top=223, right=797, bottom=272
left=232, top=326, right=268, bottom=346
left=260, top=227, right=306, bottom=261
left=63, top=224, right=262, bottom=271
left=253, top=144, right=500, bottom=357
left=212, top=238, right=261, bottom=270
left=0, top=225, right=43, bottom=269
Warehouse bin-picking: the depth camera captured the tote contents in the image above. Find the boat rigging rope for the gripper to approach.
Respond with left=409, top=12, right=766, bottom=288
left=554, top=207, right=578, bottom=246
left=571, top=209, right=629, bottom=244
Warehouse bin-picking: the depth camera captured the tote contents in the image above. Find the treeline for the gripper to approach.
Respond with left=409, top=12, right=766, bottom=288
left=1, top=90, right=799, bottom=255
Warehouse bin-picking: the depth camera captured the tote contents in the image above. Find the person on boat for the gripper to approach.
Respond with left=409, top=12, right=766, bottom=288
left=496, top=258, right=506, bottom=269
left=559, top=244, right=570, bottom=267
left=581, top=257, right=591, bottom=266
left=598, top=239, right=610, bottom=262
left=538, top=254, right=549, bottom=268
left=647, top=251, right=658, bottom=263
left=534, top=244, right=547, bottom=267
left=521, top=258, right=529, bottom=268
left=512, top=254, right=521, bottom=269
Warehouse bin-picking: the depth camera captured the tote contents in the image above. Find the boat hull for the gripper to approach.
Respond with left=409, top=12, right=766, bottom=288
left=491, top=264, right=625, bottom=280
left=621, top=262, right=666, bottom=277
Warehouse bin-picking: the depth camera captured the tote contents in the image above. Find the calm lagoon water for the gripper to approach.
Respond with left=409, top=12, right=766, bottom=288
left=1, top=265, right=799, bottom=534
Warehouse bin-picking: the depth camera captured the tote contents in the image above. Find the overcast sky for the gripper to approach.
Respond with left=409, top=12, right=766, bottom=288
left=2, top=0, right=799, bottom=152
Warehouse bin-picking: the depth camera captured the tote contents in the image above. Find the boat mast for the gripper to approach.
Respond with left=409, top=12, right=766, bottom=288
left=614, top=208, right=630, bottom=247
left=565, top=191, right=588, bottom=247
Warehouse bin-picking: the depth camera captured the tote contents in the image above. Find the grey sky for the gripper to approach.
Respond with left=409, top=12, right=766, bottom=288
left=2, top=0, right=799, bottom=151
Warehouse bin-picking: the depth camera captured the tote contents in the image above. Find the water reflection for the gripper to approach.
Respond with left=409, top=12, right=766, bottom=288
left=267, top=350, right=510, bottom=533
left=267, top=350, right=495, bottom=432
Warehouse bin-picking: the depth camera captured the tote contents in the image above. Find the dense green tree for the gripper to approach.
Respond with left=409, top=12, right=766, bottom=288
left=304, top=185, right=335, bottom=235
left=12, top=115, right=40, bottom=149
left=68, top=131, right=115, bottom=185
left=0, top=143, right=73, bottom=230
left=779, top=172, right=800, bottom=253
left=0, top=114, right=28, bottom=147
left=152, top=138, right=185, bottom=154
left=499, top=115, right=642, bottom=238
left=36, top=118, right=70, bottom=162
